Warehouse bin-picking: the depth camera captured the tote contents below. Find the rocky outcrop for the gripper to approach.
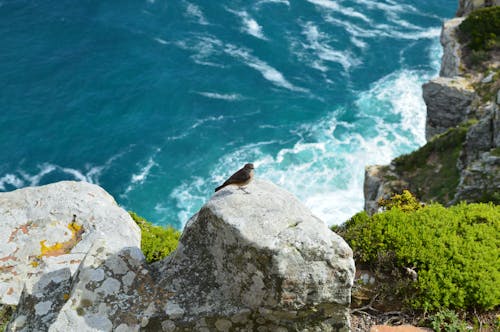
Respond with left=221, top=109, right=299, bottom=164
left=439, top=18, right=466, bottom=77
left=422, top=77, right=475, bottom=140
left=0, top=181, right=141, bottom=307
left=453, top=103, right=500, bottom=203
left=364, top=165, right=407, bottom=215
left=150, top=179, right=355, bottom=331
left=364, top=2, right=500, bottom=211
left=5, top=180, right=354, bottom=331
left=457, top=0, right=500, bottom=16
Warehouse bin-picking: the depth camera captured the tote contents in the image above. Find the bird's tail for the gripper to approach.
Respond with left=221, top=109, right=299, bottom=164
left=214, top=185, right=224, bottom=192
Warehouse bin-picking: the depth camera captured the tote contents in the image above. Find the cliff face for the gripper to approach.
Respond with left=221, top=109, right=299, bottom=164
left=2, top=180, right=354, bottom=331
left=364, top=3, right=500, bottom=214
left=457, top=0, right=500, bottom=16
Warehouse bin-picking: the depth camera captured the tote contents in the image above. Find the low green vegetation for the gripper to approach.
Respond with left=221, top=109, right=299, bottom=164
left=337, top=192, right=500, bottom=312
left=0, top=305, right=15, bottom=331
left=426, top=309, right=469, bottom=332
left=393, top=122, right=472, bottom=203
left=459, top=6, right=500, bottom=52
left=129, top=212, right=181, bottom=263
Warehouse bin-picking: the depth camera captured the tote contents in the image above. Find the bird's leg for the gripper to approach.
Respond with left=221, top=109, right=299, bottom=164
left=239, top=186, right=250, bottom=194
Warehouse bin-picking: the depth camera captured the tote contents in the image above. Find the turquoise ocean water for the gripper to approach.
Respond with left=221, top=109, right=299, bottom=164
left=0, top=0, right=457, bottom=228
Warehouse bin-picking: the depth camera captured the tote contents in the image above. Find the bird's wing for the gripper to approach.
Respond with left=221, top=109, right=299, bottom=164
left=225, top=168, right=250, bottom=184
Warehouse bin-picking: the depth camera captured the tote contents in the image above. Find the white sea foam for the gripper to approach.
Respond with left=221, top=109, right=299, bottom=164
left=0, top=151, right=128, bottom=192
left=256, top=0, right=290, bottom=7
left=0, top=173, right=25, bottom=191
left=190, top=115, right=225, bottom=129
left=185, top=2, right=209, bottom=25
left=325, top=15, right=441, bottom=42
left=225, top=44, right=308, bottom=92
left=306, top=0, right=371, bottom=23
left=197, top=91, right=244, bottom=101
left=170, top=38, right=442, bottom=226
left=226, top=9, right=267, bottom=40
left=175, top=35, right=226, bottom=68
left=154, top=37, right=168, bottom=45
left=301, top=22, right=360, bottom=71
left=124, top=157, right=158, bottom=194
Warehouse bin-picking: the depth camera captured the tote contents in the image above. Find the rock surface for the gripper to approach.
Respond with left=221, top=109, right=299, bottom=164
left=423, top=76, right=475, bottom=140
left=457, top=0, right=500, bottom=16
left=0, top=181, right=141, bottom=307
left=5, top=179, right=355, bottom=331
left=364, top=2, right=500, bottom=211
left=439, top=17, right=466, bottom=78
left=151, top=179, right=355, bottom=331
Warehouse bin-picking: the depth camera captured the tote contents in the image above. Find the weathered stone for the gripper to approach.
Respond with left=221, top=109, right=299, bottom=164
left=457, top=0, right=500, bottom=16
left=439, top=17, right=466, bottom=78
left=364, top=165, right=408, bottom=215
left=453, top=152, right=500, bottom=203
left=452, top=105, right=500, bottom=203
left=423, top=76, right=475, bottom=140
left=0, top=181, right=140, bottom=307
left=151, top=179, right=355, bottom=331
left=6, top=180, right=354, bottom=331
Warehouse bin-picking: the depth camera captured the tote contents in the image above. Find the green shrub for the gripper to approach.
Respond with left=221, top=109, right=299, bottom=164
left=459, top=6, right=500, bottom=51
left=129, top=212, right=181, bottom=263
left=340, top=201, right=500, bottom=311
left=427, top=309, right=468, bottom=332
left=378, top=190, right=422, bottom=212
left=0, top=305, right=15, bottom=331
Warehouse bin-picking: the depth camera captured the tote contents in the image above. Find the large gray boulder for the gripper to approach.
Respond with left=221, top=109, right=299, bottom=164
left=7, top=179, right=355, bottom=331
left=0, top=181, right=141, bottom=307
left=152, top=179, right=355, bottom=331
left=423, top=76, right=475, bottom=140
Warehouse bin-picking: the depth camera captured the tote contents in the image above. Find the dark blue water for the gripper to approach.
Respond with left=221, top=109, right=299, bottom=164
left=0, top=0, right=457, bottom=227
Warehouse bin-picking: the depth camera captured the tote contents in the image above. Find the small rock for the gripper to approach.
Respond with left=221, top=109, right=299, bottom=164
left=481, top=72, right=494, bottom=84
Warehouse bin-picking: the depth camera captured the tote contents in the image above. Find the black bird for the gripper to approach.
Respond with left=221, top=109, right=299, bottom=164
left=215, top=163, right=254, bottom=193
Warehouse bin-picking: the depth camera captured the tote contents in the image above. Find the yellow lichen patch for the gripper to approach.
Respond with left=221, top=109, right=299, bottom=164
left=30, top=261, right=39, bottom=268
left=38, top=222, right=84, bottom=258
left=63, top=293, right=70, bottom=301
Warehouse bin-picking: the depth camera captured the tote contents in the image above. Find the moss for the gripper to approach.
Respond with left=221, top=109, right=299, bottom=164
left=338, top=200, right=500, bottom=311
left=0, top=305, right=15, bottom=331
left=491, top=147, right=500, bottom=157
left=129, top=212, right=181, bottom=263
left=393, top=122, right=473, bottom=203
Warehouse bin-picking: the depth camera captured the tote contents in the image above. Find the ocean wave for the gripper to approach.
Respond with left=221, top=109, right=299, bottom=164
left=169, top=38, right=442, bottom=226
left=196, top=91, right=244, bottom=101
left=306, top=0, right=372, bottom=23
left=224, top=44, right=308, bottom=92
left=153, top=37, right=168, bottom=45
left=185, top=2, right=209, bottom=25
left=255, top=0, right=290, bottom=8
left=124, top=156, right=158, bottom=194
left=325, top=15, right=441, bottom=42
left=226, top=9, right=267, bottom=40
left=175, top=35, right=226, bottom=68
left=0, top=150, right=128, bottom=192
left=301, top=22, right=360, bottom=71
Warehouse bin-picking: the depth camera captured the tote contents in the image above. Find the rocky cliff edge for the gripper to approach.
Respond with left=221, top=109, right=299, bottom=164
left=1, top=180, right=354, bottom=331
left=364, top=2, right=500, bottom=213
